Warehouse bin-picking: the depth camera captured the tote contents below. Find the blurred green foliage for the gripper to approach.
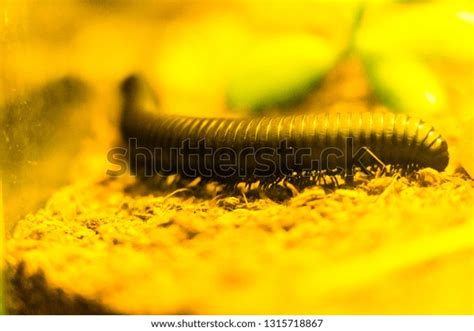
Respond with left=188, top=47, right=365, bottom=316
left=226, top=34, right=337, bottom=114
left=225, top=2, right=473, bottom=116
left=363, top=54, right=446, bottom=114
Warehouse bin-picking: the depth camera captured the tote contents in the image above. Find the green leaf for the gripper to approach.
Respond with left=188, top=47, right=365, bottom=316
left=364, top=54, right=446, bottom=114
left=227, top=34, right=337, bottom=114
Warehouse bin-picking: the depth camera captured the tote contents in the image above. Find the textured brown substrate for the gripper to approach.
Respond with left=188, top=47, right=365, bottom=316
left=5, top=171, right=473, bottom=314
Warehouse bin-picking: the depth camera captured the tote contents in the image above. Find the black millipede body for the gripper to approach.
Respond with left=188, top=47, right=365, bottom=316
left=120, top=75, right=449, bottom=183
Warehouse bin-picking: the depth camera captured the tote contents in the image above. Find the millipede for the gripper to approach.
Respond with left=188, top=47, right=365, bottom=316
left=119, top=74, right=449, bottom=188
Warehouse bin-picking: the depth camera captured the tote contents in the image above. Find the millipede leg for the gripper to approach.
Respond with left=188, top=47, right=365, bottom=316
left=360, top=147, right=386, bottom=177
